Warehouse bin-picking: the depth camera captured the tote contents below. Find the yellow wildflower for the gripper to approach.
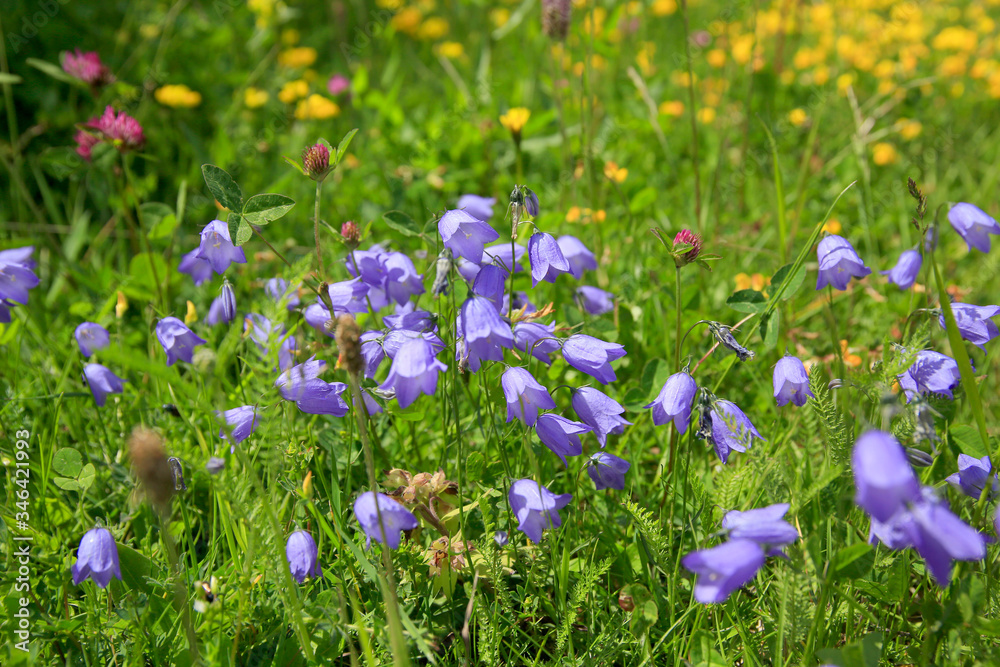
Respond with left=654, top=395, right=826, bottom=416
left=707, top=49, right=726, bottom=68
left=899, top=119, right=922, bottom=140
left=490, top=8, right=509, bottom=28
left=392, top=7, right=422, bottom=35
left=418, top=17, right=450, bottom=40
left=735, top=273, right=767, bottom=292
left=294, top=94, right=340, bottom=120
left=840, top=340, right=862, bottom=368
left=836, top=73, right=855, bottom=94
left=278, top=47, right=317, bottom=68
left=281, top=28, right=300, bottom=45
left=603, top=161, right=628, bottom=183
left=788, top=108, right=807, bottom=127
left=932, top=26, right=977, bottom=51
left=278, top=80, right=309, bottom=104
left=436, top=41, right=464, bottom=58
left=566, top=206, right=581, bottom=223
left=154, top=84, right=201, bottom=108
left=697, top=107, right=716, bottom=124
left=376, top=0, right=403, bottom=7
left=950, top=83, right=965, bottom=98
left=500, top=107, right=531, bottom=135
left=872, top=143, right=898, bottom=166
left=185, top=300, right=198, bottom=325
left=812, top=65, right=829, bottom=85
left=731, top=34, right=754, bottom=65
left=938, top=55, right=968, bottom=78
left=822, top=219, right=841, bottom=235
left=652, top=0, right=677, bottom=15
left=594, top=210, right=606, bottom=223
left=139, top=24, right=160, bottom=39
left=659, top=100, right=684, bottom=116
left=116, top=291, right=128, bottom=319
left=244, top=87, right=269, bottom=108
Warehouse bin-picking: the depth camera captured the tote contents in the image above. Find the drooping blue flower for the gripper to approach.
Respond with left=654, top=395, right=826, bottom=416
left=0, top=245, right=40, bottom=305
left=942, top=303, right=1000, bottom=351
left=535, top=413, right=592, bottom=465
left=561, top=334, right=626, bottom=385
left=508, top=479, right=571, bottom=544
left=772, top=355, right=814, bottom=407
left=482, top=242, right=526, bottom=276
left=708, top=399, right=765, bottom=464
left=646, top=372, right=698, bottom=433
left=383, top=309, right=436, bottom=332
left=382, top=329, right=445, bottom=360
left=206, top=282, right=237, bottom=326
left=353, top=491, right=419, bottom=549
left=682, top=539, right=766, bottom=604
left=457, top=194, right=496, bottom=221
left=83, top=363, right=125, bottom=406
left=815, top=235, right=871, bottom=291
left=528, top=232, right=571, bottom=286
left=266, top=278, right=301, bottom=310
left=460, top=295, right=513, bottom=372
left=74, top=322, right=110, bottom=357
left=945, top=454, right=998, bottom=499
left=379, top=337, right=447, bottom=409
left=897, top=349, right=962, bottom=402
left=178, top=248, right=213, bottom=286
left=587, top=451, right=630, bottom=490
left=384, top=251, right=425, bottom=305
left=218, top=406, right=259, bottom=450
left=852, top=430, right=920, bottom=523
left=196, top=220, right=247, bottom=275
left=556, top=236, right=597, bottom=279
left=275, top=357, right=327, bottom=401
left=881, top=249, right=922, bottom=290
left=721, top=503, right=799, bottom=554
left=572, top=386, right=631, bottom=446
left=575, top=286, right=615, bottom=315
left=293, top=379, right=349, bottom=416
left=494, top=530, right=509, bottom=547
left=513, top=320, right=560, bottom=365
left=155, top=317, right=207, bottom=366
left=304, top=302, right=334, bottom=338
left=286, top=530, right=321, bottom=583
left=328, top=277, right=370, bottom=315
left=0, top=299, right=15, bottom=323
left=502, top=367, right=556, bottom=426
left=205, top=457, right=225, bottom=475
left=360, top=331, right=386, bottom=378
left=472, top=264, right=507, bottom=313
left=439, top=209, right=500, bottom=264
left=346, top=246, right=389, bottom=287
left=523, top=189, right=539, bottom=217
left=71, top=527, right=122, bottom=588
left=948, top=202, right=1000, bottom=253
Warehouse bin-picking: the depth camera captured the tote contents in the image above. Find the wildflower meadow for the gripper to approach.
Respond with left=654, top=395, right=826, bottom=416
left=4, top=0, right=1000, bottom=665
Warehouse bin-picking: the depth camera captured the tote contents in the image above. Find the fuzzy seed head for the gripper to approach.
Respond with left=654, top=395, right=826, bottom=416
left=128, top=427, right=174, bottom=510
left=335, top=314, right=364, bottom=377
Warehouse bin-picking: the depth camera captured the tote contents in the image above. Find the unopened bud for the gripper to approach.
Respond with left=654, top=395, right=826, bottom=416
left=302, top=142, right=330, bottom=180
left=302, top=470, right=314, bottom=499
left=341, top=221, right=360, bottom=249
left=116, top=291, right=128, bottom=318
left=673, top=229, right=702, bottom=267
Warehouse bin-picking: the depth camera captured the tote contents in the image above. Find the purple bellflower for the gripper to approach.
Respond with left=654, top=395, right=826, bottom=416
left=505, top=291, right=537, bottom=316
left=815, top=235, right=871, bottom=290
left=587, top=451, right=630, bottom=490
left=353, top=491, right=419, bottom=549
left=647, top=372, right=697, bottom=433
left=572, top=386, right=631, bottom=446
left=502, top=367, right=556, bottom=426
left=83, top=363, right=125, bottom=406
left=303, top=302, right=334, bottom=338
left=74, top=322, right=110, bottom=357
left=557, top=236, right=598, bottom=279
left=561, top=334, right=626, bottom=385
left=328, top=278, right=370, bottom=315
left=379, top=337, right=447, bottom=409
left=897, top=350, right=962, bottom=401
left=360, top=331, right=386, bottom=378
left=513, top=320, right=560, bottom=365
left=508, top=479, right=572, bottom=544
left=772, top=355, right=814, bottom=407
left=535, top=413, right=592, bottom=465
left=439, top=209, right=500, bottom=264
left=460, top=296, right=513, bottom=372
left=482, top=242, right=526, bottom=276
left=708, top=399, right=765, bottom=464
left=71, top=527, right=122, bottom=588
left=721, top=503, right=799, bottom=554
left=383, top=251, right=425, bottom=305
left=472, top=264, right=506, bottom=313
left=156, top=317, right=207, bottom=366
left=494, top=530, right=509, bottom=547
left=383, top=309, right=436, bottom=332
left=266, top=278, right=301, bottom=310
left=852, top=430, right=920, bottom=523
left=0, top=246, right=40, bottom=305
left=457, top=194, right=497, bottom=221
left=275, top=357, right=327, bottom=401
left=0, top=299, right=15, bottom=323
left=945, top=454, right=998, bottom=499
left=178, top=248, right=214, bottom=286
left=528, top=232, right=571, bottom=286
left=682, top=539, right=766, bottom=604
left=575, top=286, right=615, bottom=315
left=286, top=530, right=321, bottom=583
left=942, top=303, right=1000, bottom=351
left=218, top=406, right=259, bottom=450
left=881, top=249, right=922, bottom=290
left=206, top=282, right=237, bottom=325
left=383, top=329, right=445, bottom=360
left=948, top=202, right=1000, bottom=253
left=196, top=220, right=247, bottom=275
left=293, top=379, right=349, bottom=416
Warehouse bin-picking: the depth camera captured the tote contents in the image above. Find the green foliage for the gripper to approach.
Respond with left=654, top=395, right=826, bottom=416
left=808, top=365, right=854, bottom=465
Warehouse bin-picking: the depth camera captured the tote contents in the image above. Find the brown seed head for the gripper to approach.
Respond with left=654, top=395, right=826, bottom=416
left=128, top=427, right=174, bottom=510
left=335, top=314, right=364, bottom=377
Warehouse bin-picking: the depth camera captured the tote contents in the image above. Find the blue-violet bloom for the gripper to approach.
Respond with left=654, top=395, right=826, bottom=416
left=286, top=530, right=321, bottom=583
left=815, top=235, right=871, bottom=291
left=773, top=355, right=814, bottom=407
left=196, top=219, right=246, bottom=275
left=71, top=527, right=122, bottom=588
left=646, top=372, right=697, bottom=433
left=948, top=202, right=1000, bottom=253
left=572, top=386, right=631, bottom=446
left=587, top=451, right=630, bottom=490
left=561, top=334, right=626, bottom=385
left=83, top=363, right=125, bottom=406
left=74, top=322, right=110, bottom=357
left=508, top=479, right=571, bottom=544
left=156, top=317, right=207, bottom=366
left=535, top=413, right=592, bottom=465
left=881, top=249, right=922, bottom=290
left=501, top=367, right=556, bottom=426
left=353, top=491, right=419, bottom=549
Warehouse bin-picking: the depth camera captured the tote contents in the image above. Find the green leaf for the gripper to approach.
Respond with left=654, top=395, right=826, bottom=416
left=53, top=477, right=83, bottom=492
left=201, top=164, right=243, bottom=212
left=242, top=193, right=295, bottom=225
left=383, top=210, right=421, bottom=237
left=335, top=128, right=359, bottom=164
left=141, top=202, right=179, bottom=240
left=26, top=58, right=83, bottom=86
left=0, top=73, right=22, bottom=84
left=234, top=218, right=253, bottom=246
left=726, top=289, right=767, bottom=313
left=53, top=448, right=83, bottom=477
left=761, top=309, right=780, bottom=348
left=950, top=425, right=987, bottom=458
left=770, top=262, right=807, bottom=300
left=831, top=542, right=874, bottom=580
left=126, top=253, right=169, bottom=300
left=629, top=186, right=657, bottom=213
left=78, top=463, right=96, bottom=493
left=39, top=146, right=87, bottom=179
left=282, top=155, right=306, bottom=176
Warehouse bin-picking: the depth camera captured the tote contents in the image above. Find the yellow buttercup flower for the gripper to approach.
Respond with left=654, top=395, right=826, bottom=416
left=155, top=84, right=202, bottom=108
left=659, top=100, right=684, bottom=116
left=652, top=0, right=677, bottom=16
left=822, top=219, right=841, bottom=235
left=490, top=8, right=509, bottom=28
left=500, top=107, right=531, bottom=135
left=872, top=143, right=898, bottom=166
left=603, top=161, right=628, bottom=183
left=697, top=107, right=716, bottom=124
left=788, top=108, right=807, bottom=126
left=418, top=17, right=449, bottom=40
left=566, top=206, right=582, bottom=223
left=116, top=291, right=128, bottom=319
left=295, top=94, right=340, bottom=120
left=436, top=41, right=464, bottom=59
left=392, top=7, right=423, bottom=35
left=244, top=87, right=269, bottom=108
left=899, top=119, right=922, bottom=140
left=281, top=28, right=300, bottom=45
left=731, top=34, right=754, bottom=65
left=278, top=80, right=309, bottom=104
left=278, top=47, right=317, bottom=68
left=706, top=49, right=726, bottom=68
left=932, top=26, right=977, bottom=52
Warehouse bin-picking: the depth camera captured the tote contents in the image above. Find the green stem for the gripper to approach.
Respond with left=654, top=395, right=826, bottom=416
left=679, top=0, right=702, bottom=230
left=314, top=180, right=325, bottom=276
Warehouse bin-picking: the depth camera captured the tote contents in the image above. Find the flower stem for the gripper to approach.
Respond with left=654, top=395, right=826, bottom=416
left=314, top=180, right=325, bottom=276
left=679, top=0, right=702, bottom=231
left=674, top=265, right=683, bottom=370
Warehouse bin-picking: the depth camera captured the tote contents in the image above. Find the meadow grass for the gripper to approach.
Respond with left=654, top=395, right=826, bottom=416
left=3, top=0, right=1000, bottom=665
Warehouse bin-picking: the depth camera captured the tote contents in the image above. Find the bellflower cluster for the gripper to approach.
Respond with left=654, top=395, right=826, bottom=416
left=556, top=236, right=597, bottom=278
left=508, top=479, right=572, bottom=543
left=513, top=320, right=560, bottom=364
left=379, top=337, right=447, bottom=409
left=853, top=431, right=985, bottom=586
left=345, top=244, right=424, bottom=308
left=459, top=295, right=513, bottom=372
